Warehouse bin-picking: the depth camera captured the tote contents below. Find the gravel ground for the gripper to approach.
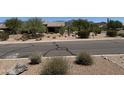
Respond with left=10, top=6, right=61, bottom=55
left=67, top=56, right=124, bottom=75
left=0, top=56, right=124, bottom=75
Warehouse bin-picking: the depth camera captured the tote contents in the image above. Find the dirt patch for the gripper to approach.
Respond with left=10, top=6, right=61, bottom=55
left=67, top=56, right=124, bottom=75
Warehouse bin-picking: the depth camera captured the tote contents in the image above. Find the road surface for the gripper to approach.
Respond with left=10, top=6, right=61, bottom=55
left=0, top=39, right=124, bottom=58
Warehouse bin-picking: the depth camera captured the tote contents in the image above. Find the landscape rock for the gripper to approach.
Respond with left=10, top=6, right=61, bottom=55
left=6, top=63, right=28, bottom=75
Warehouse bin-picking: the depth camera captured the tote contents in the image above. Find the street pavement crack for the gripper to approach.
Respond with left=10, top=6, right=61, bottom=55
left=0, top=44, right=35, bottom=58
left=43, top=42, right=76, bottom=56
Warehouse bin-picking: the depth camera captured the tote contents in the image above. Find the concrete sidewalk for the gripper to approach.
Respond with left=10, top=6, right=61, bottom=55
left=0, top=37, right=124, bottom=45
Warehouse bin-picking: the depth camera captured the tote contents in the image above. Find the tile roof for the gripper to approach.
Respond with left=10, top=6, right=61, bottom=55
left=46, top=22, right=65, bottom=27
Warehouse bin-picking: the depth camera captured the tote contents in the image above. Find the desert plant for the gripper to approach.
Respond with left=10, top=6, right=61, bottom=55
left=21, top=33, right=30, bottom=41
left=35, top=38, right=42, bottom=41
left=47, top=36, right=50, bottom=38
left=5, top=18, right=22, bottom=34
left=29, top=53, right=42, bottom=65
left=20, top=18, right=46, bottom=38
left=107, top=19, right=123, bottom=30
left=41, top=57, right=68, bottom=75
left=52, top=36, right=56, bottom=39
left=72, top=19, right=90, bottom=31
left=118, top=33, right=124, bottom=37
left=0, top=32, right=9, bottom=41
left=75, top=52, right=93, bottom=65
left=95, top=30, right=101, bottom=34
left=106, top=30, right=117, bottom=37
left=78, top=31, right=90, bottom=38
left=59, top=27, right=65, bottom=36
left=59, top=35, right=61, bottom=37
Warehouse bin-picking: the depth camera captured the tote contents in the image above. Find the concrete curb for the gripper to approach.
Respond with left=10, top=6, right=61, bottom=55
left=0, top=38, right=124, bottom=45
left=0, top=54, right=124, bottom=60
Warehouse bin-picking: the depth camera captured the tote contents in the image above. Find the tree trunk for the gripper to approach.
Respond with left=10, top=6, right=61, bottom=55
left=67, top=26, right=70, bottom=36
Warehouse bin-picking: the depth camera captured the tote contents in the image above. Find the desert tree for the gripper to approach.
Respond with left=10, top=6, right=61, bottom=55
left=5, top=18, right=22, bottom=34
left=107, top=19, right=123, bottom=30
left=21, top=17, right=46, bottom=37
left=72, top=19, right=90, bottom=31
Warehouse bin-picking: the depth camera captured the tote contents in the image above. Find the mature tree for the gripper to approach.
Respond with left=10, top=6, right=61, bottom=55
left=72, top=19, right=90, bottom=31
left=107, top=19, right=123, bottom=30
left=21, top=17, right=46, bottom=36
left=89, top=23, right=101, bottom=34
left=65, top=20, right=73, bottom=36
left=5, top=18, right=22, bottom=34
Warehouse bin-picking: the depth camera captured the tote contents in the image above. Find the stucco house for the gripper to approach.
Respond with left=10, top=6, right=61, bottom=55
left=44, top=22, right=65, bottom=33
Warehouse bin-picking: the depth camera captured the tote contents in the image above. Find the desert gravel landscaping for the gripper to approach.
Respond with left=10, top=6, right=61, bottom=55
left=0, top=55, right=124, bottom=75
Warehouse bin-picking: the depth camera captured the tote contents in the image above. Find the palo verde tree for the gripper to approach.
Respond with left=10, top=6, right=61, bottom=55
left=89, top=22, right=101, bottom=34
left=71, top=19, right=91, bottom=38
left=21, top=17, right=46, bottom=37
left=5, top=18, right=22, bottom=34
left=72, top=19, right=90, bottom=31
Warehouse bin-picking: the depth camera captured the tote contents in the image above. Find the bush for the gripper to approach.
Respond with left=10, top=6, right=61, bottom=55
left=106, top=30, right=117, bottom=37
left=35, top=37, right=42, bottom=41
left=41, top=57, right=68, bottom=75
left=118, top=33, right=124, bottom=37
left=75, top=52, right=93, bottom=65
left=52, top=36, right=56, bottom=39
left=47, top=36, right=50, bottom=38
left=59, top=27, right=65, bottom=36
left=95, top=30, right=101, bottom=34
left=0, top=32, right=9, bottom=41
left=21, top=33, right=29, bottom=41
left=78, top=31, right=90, bottom=38
left=29, top=53, right=42, bottom=65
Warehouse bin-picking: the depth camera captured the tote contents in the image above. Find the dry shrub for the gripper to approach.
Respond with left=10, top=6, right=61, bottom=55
left=75, top=52, right=93, bottom=65
left=41, top=57, right=68, bottom=75
left=29, top=53, right=42, bottom=65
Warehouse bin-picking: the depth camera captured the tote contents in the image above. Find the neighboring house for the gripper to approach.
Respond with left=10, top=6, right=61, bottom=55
left=44, top=22, right=65, bottom=33
left=0, top=22, right=65, bottom=33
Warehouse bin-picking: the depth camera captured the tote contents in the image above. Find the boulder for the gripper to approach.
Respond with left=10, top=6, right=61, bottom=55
left=6, top=63, right=28, bottom=75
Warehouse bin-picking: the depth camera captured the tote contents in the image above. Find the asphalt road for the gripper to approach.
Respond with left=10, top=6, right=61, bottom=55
left=0, top=39, right=124, bottom=58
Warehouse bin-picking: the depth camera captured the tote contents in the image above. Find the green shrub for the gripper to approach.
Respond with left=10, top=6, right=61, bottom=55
left=106, top=30, right=117, bottom=37
left=0, top=32, right=9, bottom=41
left=118, top=33, right=124, bottom=37
left=41, top=57, right=68, bottom=75
left=29, top=53, right=42, bottom=65
left=59, top=27, right=65, bottom=36
left=75, top=52, right=93, bottom=65
left=78, top=31, right=90, bottom=38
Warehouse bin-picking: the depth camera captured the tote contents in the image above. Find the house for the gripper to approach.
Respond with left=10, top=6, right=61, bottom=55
left=44, top=22, right=65, bottom=33
left=0, top=22, right=65, bottom=33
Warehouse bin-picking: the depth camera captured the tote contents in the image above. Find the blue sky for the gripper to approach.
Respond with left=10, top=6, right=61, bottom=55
left=0, top=17, right=124, bottom=23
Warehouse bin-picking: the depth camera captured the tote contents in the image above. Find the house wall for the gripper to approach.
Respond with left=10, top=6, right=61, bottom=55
left=47, top=27, right=60, bottom=33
